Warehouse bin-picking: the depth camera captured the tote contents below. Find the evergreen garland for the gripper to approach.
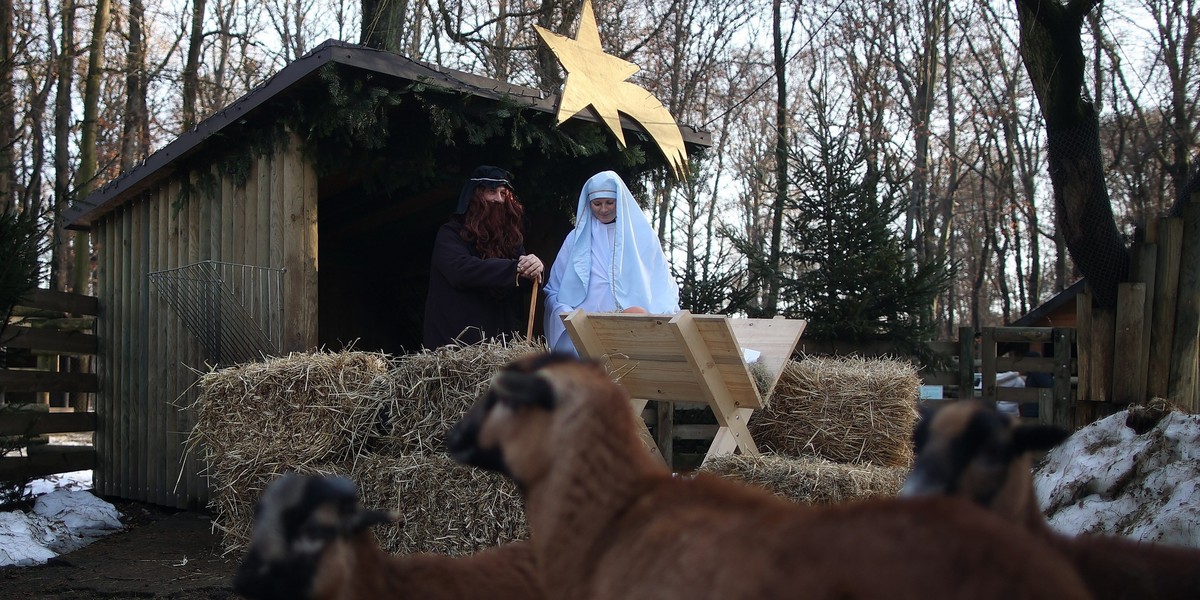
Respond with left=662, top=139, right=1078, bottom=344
left=167, top=61, right=657, bottom=216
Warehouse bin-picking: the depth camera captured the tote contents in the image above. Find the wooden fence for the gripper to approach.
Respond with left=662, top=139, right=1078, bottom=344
left=1071, top=195, right=1200, bottom=421
left=0, top=289, right=98, bottom=483
left=812, top=326, right=1079, bottom=429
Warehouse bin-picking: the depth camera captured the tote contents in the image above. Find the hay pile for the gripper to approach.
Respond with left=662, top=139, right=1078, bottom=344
left=749, top=356, right=919, bottom=468
left=351, top=453, right=527, bottom=555
left=701, top=454, right=907, bottom=505
left=190, top=339, right=542, bottom=556
left=382, top=340, right=547, bottom=455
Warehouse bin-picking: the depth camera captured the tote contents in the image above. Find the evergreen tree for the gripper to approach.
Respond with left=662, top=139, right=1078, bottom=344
left=778, top=122, right=950, bottom=349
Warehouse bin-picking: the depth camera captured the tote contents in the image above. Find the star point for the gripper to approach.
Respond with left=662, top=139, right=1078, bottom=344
left=535, top=0, right=690, bottom=180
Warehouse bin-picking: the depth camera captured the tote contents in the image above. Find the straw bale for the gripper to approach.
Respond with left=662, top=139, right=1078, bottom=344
left=188, top=344, right=541, bottom=556
left=189, top=350, right=394, bottom=472
left=700, top=453, right=907, bottom=505
left=350, top=453, right=528, bottom=556
left=750, top=356, right=920, bottom=467
left=381, top=338, right=545, bottom=456
left=209, top=461, right=349, bottom=556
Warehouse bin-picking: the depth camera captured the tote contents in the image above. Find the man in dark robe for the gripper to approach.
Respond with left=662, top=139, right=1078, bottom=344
left=422, top=166, right=544, bottom=348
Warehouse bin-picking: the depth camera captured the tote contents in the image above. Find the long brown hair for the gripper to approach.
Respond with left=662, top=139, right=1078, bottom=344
left=461, top=186, right=524, bottom=259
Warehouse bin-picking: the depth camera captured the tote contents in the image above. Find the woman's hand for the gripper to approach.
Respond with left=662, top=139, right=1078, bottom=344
left=517, top=254, right=544, bottom=281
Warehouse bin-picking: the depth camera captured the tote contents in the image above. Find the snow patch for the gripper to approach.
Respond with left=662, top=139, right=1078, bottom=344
left=1035, top=409, right=1200, bottom=548
left=0, top=471, right=125, bottom=567
left=0, top=511, right=58, bottom=567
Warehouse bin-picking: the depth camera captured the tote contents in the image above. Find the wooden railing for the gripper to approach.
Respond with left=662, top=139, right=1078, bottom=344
left=0, top=288, right=99, bottom=482
left=922, top=326, right=1077, bottom=429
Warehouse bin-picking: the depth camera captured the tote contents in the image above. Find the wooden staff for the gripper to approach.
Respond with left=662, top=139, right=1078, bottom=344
left=526, top=273, right=542, bottom=340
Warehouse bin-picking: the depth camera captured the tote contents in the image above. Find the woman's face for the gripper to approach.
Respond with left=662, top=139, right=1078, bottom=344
left=590, top=197, right=617, bottom=224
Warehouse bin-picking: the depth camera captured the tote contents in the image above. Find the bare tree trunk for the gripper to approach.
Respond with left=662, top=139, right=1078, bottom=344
left=361, top=0, right=409, bottom=53
left=76, top=0, right=111, bottom=295
left=181, top=0, right=206, bottom=131
left=1015, top=0, right=1128, bottom=309
left=934, top=0, right=960, bottom=333
left=52, top=0, right=76, bottom=292
left=0, top=0, right=14, bottom=212
left=121, top=0, right=148, bottom=171
left=764, top=0, right=787, bottom=316
left=533, top=0, right=575, bottom=90
left=904, top=1, right=941, bottom=265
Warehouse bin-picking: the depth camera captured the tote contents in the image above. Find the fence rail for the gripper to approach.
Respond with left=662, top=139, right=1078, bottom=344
left=1, top=288, right=98, bottom=483
left=919, top=326, right=1077, bottom=429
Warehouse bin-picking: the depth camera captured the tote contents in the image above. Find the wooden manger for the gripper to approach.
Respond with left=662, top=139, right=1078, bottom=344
left=562, top=309, right=806, bottom=463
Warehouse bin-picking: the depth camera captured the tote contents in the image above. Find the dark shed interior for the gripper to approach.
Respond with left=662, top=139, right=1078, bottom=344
left=301, top=59, right=701, bottom=354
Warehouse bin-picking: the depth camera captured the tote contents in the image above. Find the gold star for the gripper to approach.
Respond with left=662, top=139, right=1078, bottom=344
left=534, top=0, right=689, bottom=179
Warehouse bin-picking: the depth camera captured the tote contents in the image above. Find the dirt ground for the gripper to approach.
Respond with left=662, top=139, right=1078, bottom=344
left=0, top=499, right=239, bottom=599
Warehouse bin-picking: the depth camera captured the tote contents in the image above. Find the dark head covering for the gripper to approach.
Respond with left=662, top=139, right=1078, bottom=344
left=456, top=165, right=514, bottom=214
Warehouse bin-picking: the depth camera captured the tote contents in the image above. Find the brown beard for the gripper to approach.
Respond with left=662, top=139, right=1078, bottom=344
left=461, top=188, right=525, bottom=259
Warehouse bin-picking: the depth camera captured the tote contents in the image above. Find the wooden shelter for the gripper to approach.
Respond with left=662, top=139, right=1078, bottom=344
left=63, top=39, right=708, bottom=507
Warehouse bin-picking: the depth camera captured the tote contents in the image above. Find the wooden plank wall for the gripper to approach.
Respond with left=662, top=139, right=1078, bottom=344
left=94, top=137, right=318, bottom=507
left=1072, top=190, right=1200, bottom=418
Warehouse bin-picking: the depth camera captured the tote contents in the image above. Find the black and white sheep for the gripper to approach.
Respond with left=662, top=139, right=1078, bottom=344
left=233, top=472, right=543, bottom=600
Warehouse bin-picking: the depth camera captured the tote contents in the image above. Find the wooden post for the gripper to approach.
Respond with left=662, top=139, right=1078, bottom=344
left=120, top=204, right=133, bottom=499
left=1112, top=283, right=1146, bottom=404
left=1131, top=241, right=1158, bottom=405
left=165, top=179, right=183, bottom=506
left=981, top=327, right=997, bottom=407
left=1051, top=328, right=1073, bottom=429
left=1076, top=288, right=1092, bottom=404
left=958, top=326, right=975, bottom=400
left=134, top=197, right=148, bottom=501
left=1148, top=217, right=1182, bottom=400
left=1168, top=192, right=1200, bottom=412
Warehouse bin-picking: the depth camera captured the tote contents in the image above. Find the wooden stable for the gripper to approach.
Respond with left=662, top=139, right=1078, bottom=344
left=62, top=40, right=709, bottom=507
left=563, top=310, right=805, bottom=463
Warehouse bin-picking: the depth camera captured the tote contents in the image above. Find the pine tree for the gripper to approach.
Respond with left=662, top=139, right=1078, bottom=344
left=779, top=124, right=949, bottom=349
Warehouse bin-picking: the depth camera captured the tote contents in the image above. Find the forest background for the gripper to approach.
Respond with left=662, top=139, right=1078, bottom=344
left=0, top=0, right=1195, bottom=344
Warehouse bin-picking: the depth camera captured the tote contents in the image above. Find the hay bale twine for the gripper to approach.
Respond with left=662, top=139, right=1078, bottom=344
left=381, top=338, right=545, bottom=456
left=351, top=453, right=528, bottom=556
left=750, top=356, right=919, bottom=467
left=701, top=454, right=906, bottom=504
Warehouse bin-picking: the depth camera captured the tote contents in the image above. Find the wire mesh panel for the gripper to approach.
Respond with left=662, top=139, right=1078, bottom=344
left=148, top=261, right=285, bottom=365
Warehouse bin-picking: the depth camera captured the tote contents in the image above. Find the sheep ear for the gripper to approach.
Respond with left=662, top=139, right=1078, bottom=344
left=1011, top=423, right=1069, bottom=454
left=492, top=370, right=556, bottom=411
left=345, top=508, right=397, bottom=535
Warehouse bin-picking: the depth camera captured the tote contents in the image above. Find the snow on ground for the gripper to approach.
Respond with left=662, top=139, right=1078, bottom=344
left=1034, top=407, right=1200, bottom=548
left=0, top=470, right=125, bottom=567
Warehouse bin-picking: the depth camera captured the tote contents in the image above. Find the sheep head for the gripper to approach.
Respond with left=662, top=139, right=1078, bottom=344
left=447, top=352, right=616, bottom=488
left=900, top=401, right=1068, bottom=526
left=233, top=473, right=395, bottom=600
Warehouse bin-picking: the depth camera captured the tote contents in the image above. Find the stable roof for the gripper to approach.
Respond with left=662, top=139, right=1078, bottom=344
left=64, top=39, right=710, bottom=230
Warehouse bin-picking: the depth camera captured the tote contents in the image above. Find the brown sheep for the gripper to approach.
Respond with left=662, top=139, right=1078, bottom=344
left=448, top=353, right=1093, bottom=600
left=901, top=400, right=1200, bottom=600
left=233, top=473, right=543, bottom=600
